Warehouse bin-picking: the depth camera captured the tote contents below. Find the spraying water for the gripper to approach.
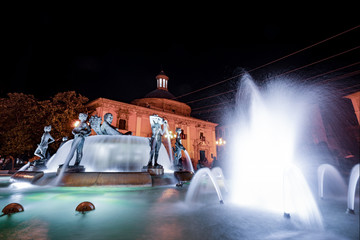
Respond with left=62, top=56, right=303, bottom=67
left=164, top=126, right=174, bottom=164
left=46, top=135, right=172, bottom=185
left=317, top=164, right=347, bottom=199
left=347, top=163, right=359, bottom=213
left=226, top=73, right=323, bottom=227
left=185, top=167, right=224, bottom=204
left=211, top=167, right=228, bottom=192
left=47, top=135, right=171, bottom=172
left=183, top=150, right=195, bottom=173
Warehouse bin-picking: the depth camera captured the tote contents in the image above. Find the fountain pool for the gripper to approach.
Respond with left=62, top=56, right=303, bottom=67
left=1, top=72, right=359, bottom=239
left=0, top=181, right=358, bottom=240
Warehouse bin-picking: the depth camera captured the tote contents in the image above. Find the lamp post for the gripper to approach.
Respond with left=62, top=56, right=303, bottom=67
left=216, top=138, right=226, bottom=146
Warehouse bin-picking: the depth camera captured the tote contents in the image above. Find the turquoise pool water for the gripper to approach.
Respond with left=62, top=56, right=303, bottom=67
left=0, top=177, right=359, bottom=240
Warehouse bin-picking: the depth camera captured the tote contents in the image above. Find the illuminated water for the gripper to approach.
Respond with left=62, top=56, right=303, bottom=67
left=318, top=164, right=347, bottom=199
left=0, top=181, right=358, bottom=240
left=183, top=150, right=195, bottom=173
left=46, top=135, right=171, bottom=172
left=227, top=74, right=324, bottom=227
left=185, top=168, right=224, bottom=204
left=347, top=163, right=359, bottom=212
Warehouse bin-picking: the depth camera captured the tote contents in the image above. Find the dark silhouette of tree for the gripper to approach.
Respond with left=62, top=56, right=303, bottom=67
left=0, top=91, right=93, bottom=157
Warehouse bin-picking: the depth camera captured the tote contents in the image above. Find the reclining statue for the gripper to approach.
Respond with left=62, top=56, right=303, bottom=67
left=89, top=113, right=132, bottom=135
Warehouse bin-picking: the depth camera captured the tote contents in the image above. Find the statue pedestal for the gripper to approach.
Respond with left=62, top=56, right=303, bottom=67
left=57, top=165, right=85, bottom=175
left=142, top=166, right=164, bottom=176
left=28, top=165, right=47, bottom=171
left=29, top=159, right=48, bottom=171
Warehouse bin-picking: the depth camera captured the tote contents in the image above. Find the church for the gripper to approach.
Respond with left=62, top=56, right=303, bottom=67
left=87, top=71, right=218, bottom=169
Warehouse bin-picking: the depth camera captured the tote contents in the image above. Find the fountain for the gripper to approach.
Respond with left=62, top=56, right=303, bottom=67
left=347, top=163, right=359, bottom=214
left=226, top=74, right=326, bottom=227
left=11, top=113, right=175, bottom=187
left=185, top=167, right=224, bottom=204
left=317, top=164, right=347, bottom=199
left=0, top=75, right=359, bottom=239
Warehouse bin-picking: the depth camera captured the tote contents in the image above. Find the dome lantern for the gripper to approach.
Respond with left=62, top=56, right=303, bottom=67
left=156, top=70, right=169, bottom=91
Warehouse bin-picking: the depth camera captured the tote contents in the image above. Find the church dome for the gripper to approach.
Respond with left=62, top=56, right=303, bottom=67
left=143, top=70, right=175, bottom=99
left=131, top=70, right=191, bottom=116
left=144, top=89, right=175, bottom=99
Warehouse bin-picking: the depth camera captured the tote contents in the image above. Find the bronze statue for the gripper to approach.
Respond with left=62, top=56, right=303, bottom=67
left=89, top=113, right=132, bottom=135
left=173, top=128, right=185, bottom=168
left=147, top=114, right=167, bottom=168
left=68, top=113, right=91, bottom=166
left=33, top=125, right=55, bottom=166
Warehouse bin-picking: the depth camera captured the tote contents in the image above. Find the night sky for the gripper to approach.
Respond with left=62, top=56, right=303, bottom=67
left=2, top=8, right=359, bottom=121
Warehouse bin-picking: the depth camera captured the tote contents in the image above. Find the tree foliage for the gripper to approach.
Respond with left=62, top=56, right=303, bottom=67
left=0, top=91, right=93, bottom=157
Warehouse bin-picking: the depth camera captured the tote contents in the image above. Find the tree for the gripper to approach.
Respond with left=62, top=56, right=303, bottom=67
left=45, top=91, right=93, bottom=151
left=0, top=93, right=45, bottom=156
left=0, top=91, right=93, bottom=158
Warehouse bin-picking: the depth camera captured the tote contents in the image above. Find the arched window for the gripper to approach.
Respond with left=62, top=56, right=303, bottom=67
left=118, top=119, right=126, bottom=130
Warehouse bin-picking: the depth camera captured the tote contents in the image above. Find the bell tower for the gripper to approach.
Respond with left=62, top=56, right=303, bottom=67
left=156, top=70, right=169, bottom=91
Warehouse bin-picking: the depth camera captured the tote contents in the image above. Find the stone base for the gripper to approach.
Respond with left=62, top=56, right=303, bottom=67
left=28, top=160, right=48, bottom=171
left=11, top=171, right=45, bottom=183
left=28, top=165, right=47, bottom=171
left=142, top=166, right=164, bottom=176
left=57, top=165, right=85, bottom=175
left=58, top=172, right=152, bottom=187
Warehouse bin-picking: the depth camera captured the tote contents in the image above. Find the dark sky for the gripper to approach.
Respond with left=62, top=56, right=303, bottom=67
left=2, top=8, right=359, bottom=121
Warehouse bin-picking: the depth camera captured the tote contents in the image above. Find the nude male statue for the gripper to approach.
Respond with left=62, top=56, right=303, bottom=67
left=147, top=114, right=167, bottom=168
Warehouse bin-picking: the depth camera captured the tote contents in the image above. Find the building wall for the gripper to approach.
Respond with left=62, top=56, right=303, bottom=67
left=87, top=98, right=218, bottom=168
left=345, top=91, right=360, bottom=125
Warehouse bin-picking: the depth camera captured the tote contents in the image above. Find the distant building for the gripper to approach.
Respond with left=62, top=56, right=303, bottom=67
left=345, top=91, right=360, bottom=145
left=345, top=91, right=360, bottom=126
left=88, top=71, right=218, bottom=169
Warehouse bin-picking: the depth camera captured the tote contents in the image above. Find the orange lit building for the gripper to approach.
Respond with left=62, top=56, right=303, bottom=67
left=87, top=71, right=218, bottom=168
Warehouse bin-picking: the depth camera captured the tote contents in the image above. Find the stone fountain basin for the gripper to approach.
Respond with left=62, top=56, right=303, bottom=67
left=11, top=171, right=179, bottom=187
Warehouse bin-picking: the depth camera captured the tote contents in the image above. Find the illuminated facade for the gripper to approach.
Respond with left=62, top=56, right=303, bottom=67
left=87, top=71, right=218, bottom=168
left=345, top=91, right=360, bottom=126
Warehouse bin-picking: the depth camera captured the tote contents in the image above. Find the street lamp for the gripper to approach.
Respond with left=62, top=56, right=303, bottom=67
left=216, top=138, right=226, bottom=146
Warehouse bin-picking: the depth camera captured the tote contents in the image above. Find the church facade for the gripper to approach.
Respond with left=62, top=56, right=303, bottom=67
left=87, top=71, right=218, bottom=169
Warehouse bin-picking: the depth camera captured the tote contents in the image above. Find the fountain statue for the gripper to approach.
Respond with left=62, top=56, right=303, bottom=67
left=89, top=113, right=132, bottom=135
left=59, top=113, right=91, bottom=172
left=147, top=115, right=167, bottom=168
left=32, top=125, right=55, bottom=169
left=70, top=113, right=91, bottom=166
left=173, top=127, right=185, bottom=169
